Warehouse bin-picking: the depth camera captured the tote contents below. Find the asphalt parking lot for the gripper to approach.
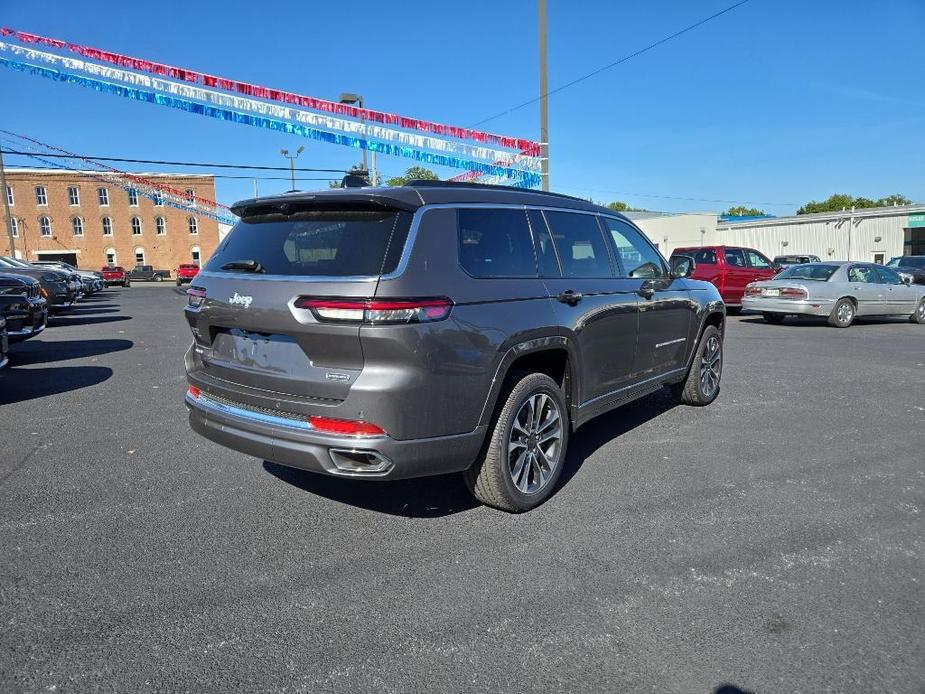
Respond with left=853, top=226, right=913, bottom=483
left=1, top=285, right=923, bottom=693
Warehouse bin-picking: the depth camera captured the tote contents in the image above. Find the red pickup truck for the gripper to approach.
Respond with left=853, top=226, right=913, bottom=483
left=670, top=246, right=778, bottom=309
left=101, top=266, right=130, bottom=288
left=175, top=263, right=200, bottom=286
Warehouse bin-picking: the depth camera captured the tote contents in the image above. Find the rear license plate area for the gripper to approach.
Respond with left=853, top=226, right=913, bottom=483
left=764, top=288, right=780, bottom=297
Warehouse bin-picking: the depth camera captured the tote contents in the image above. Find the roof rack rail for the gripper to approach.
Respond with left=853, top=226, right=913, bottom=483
left=402, top=179, right=589, bottom=204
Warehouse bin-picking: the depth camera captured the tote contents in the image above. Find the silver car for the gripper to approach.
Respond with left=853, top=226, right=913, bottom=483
left=742, top=261, right=925, bottom=327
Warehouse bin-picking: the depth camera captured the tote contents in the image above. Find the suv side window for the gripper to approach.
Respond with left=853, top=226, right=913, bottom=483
left=724, top=248, right=746, bottom=267
left=745, top=250, right=772, bottom=269
left=693, top=249, right=717, bottom=265
left=601, top=217, right=666, bottom=279
left=543, top=211, right=612, bottom=278
left=526, top=210, right=561, bottom=277
left=457, top=208, right=537, bottom=278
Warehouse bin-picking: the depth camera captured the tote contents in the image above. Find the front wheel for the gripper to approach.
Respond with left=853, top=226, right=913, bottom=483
left=672, top=325, right=723, bottom=406
left=465, top=373, right=569, bottom=513
left=762, top=312, right=786, bottom=324
left=828, top=298, right=855, bottom=328
left=911, top=298, right=925, bottom=324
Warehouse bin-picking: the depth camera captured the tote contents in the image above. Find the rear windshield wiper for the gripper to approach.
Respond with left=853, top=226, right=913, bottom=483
left=221, top=260, right=265, bottom=273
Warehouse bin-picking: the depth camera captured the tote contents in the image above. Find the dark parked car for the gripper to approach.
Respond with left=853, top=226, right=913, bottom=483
left=101, top=266, right=130, bottom=287
left=0, top=317, right=7, bottom=370
left=128, top=264, right=171, bottom=282
left=184, top=181, right=725, bottom=512
left=0, top=273, right=48, bottom=342
left=886, top=255, right=925, bottom=285
left=0, top=257, right=77, bottom=313
left=669, top=245, right=778, bottom=310
left=33, top=260, right=104, bottom=294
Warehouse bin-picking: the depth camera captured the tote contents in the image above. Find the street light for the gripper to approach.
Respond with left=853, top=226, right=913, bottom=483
left=280, top=146, right=304, bottom=192
left=339, top=92, right=375, bottom=184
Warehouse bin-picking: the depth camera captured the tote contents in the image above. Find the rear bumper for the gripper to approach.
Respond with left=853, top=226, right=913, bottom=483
left=742, top=297, right=833, bottom=316
left=186, top=391, right=486, bottom=480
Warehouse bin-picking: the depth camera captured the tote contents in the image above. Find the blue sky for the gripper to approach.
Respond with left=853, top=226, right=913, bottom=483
left=0, top=0, right=922, bottom=214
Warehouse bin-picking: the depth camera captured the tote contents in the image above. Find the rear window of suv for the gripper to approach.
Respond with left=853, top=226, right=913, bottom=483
left=206, top=209, right=412, bottom=277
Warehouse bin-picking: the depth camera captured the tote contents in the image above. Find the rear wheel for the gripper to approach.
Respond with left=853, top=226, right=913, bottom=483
left=911, top=298, right=925, bottom=324
left=672, top=325, right=723, bottom=406
left=828, top=298, right=855, bottom=328
left=154, top=275, right=163, bottom=282
left=762, top=312, right=786, bottom=324
left=465, top=373, right=568, bottom=513
left=176, top=279, right=182, bottom=286
left=726, top=306, right=742, bottom=315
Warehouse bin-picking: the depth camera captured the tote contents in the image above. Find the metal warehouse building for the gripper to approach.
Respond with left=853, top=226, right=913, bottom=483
left=629, top=204, right=925, bottom=264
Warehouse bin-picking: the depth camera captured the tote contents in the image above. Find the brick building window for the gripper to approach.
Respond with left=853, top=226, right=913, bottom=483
left=97, top=187, right=109, bottom=206
left=68, top=186, right=80, bottom=206
left=39, top=216, right=51, bottom=236
left=5, top=185, right=13, bottom=206
left=155, top=216, right=166, bottom=235
left=105, top=248, right=117, bottom=265
left=9, top=217, right=18, bottom=237
left=102, top=217, right=112, bottom=236
left=127, top=189, right=138, bottom=206
left=131, top=217, right=142, bottom=235
left=134, top=247, right=145, bottom=265
left=35, top=186, right=47, bottom=206
left=187, top=217, right=198, bottom=235
left=185, top=188, right=195, bottom=205
left=153, top=192, right=164, bottom=206
left=72, top=217, right=84, bottom=236
left=191, top=245, right=201, bottom=264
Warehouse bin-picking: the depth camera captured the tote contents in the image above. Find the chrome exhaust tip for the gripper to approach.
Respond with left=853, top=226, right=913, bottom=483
left=328, top=448, right=393, bottom=474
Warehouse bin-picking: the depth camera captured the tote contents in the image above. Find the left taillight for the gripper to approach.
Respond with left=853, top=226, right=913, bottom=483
left=295, top=297, right=453, bottom=324
left=780, top=287, right=808, bottom=299
left=187, top=286, right=206, bottom=308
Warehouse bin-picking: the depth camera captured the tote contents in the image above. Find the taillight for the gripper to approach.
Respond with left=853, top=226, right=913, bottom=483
left=308, top=416, right=386, bottom=437
left=187, top=386, right=201, bottom=399
left=187, top=286, right=206, bottom=307
left=295, top=297, right=453, bottom=324
left=745, top=285, right=762, bottom=297
left=780, top=287, right=807, bottom=299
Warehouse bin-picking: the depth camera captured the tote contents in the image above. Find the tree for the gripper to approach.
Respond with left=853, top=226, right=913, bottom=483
left=385, top=166, right=439, bottom=187
left=797, top=193, right=912, bottom=215
left=606, top=200, right=648, bottom=213
left=723, top=206, right=766, bottom=217
left=328, top=163, right=369, bottom=188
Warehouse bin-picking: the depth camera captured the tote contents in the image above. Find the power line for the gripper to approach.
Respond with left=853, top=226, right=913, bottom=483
left=471, top=0, right=755, bottom=126
left=0, top=149, right=349, bottom=173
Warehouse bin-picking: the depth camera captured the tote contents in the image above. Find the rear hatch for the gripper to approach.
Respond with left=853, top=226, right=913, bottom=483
left=185, top=202, right=413, bottom=411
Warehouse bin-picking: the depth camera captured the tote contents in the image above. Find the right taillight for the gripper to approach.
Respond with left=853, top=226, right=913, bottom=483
left=187, top=286, right=206, bottom=307
left=295, top=297, right=453, bottom=324
left=780, top=287, right=807, bottom=299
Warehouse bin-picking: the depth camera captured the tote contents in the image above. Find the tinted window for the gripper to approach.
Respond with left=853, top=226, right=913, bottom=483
left=745, top=250, right=771, bottom=269
left=602, top=217, right=665, bottom=278
left=775, top=264, right=838, bottom=281
left=847, top=265, right=878, bottom=283
left=543, top=211, right=612, bottom=278
left=206, top=209, right=412, bottom=277
left=688, top=249, right=717, bottom=265
left=875, top=266, right=905, bottom=285
left=527, top=210, right=561, bottom=277
left=899, top=257, right=925, bottom=268
left=458, top=208, right=536, bottom=278
left=724, top=248, right=746, bottom=267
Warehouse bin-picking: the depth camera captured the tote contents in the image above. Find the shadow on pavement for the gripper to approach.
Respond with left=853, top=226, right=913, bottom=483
left=553, top=387, right=680, bottom=496
left=0, top=365, right=113, bottom=404
left=715, top=685, right=754, bottom=694
left=9, top=338, right=133, bottom=366
left=740, top=315, right=911, bottom=327
left=49, top=314, right=132, bottom=327
left=263, top=461, right=479, bottom=518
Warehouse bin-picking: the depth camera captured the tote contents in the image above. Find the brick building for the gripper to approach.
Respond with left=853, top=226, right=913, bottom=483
left=2, top=169, right=223, bottom=271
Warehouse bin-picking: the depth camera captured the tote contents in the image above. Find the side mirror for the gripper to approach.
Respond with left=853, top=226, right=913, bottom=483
left=670, top=254, right=695, bottom=279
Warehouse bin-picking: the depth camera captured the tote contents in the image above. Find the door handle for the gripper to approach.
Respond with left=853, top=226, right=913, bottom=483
left=637, top=281, right=655, bottom=299
left=557, top=290, right=582, bottom=305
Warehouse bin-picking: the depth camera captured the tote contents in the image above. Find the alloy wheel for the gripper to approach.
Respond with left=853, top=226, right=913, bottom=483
left=699, top=334, right=722, bottom=398
left=837, top=301, right=853, bottom=324
left=508, top=393, right=563, bottom=495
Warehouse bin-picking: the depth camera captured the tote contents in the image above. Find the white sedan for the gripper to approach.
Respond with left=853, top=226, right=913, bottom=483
left=742, top=261, right=925, bottom=328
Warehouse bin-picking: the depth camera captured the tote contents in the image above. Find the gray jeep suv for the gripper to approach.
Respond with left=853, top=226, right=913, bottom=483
left=184, top=181, right=724, bottom=511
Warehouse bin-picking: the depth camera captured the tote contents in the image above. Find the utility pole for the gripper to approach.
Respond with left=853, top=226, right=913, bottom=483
left=0, top=145, right=15, bottom=256
left=539, top=0, right=549, bottom=191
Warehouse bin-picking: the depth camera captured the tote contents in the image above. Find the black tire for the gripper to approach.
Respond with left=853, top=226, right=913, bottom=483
left=911, top=298, right=925, bottom=324
left=671, top=325, right=723, bottom=406
left=726, top=306, right=742, bottom=315
left=828, top=298, right=855, bottom=328
left=176, top=279, right=182, bottom=286
left=762, top=312, right=786, bottom=324
left=154, top=275, right=163, bottom=282
left=465, top=372, right=569, bottom=513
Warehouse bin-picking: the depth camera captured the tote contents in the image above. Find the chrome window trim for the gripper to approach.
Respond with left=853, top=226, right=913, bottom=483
left=199, top=202, right=635, bottom=284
